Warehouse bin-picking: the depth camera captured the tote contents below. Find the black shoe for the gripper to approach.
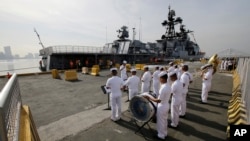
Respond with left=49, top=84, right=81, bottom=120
left=200, top=100, right=207, bottom=104
left=153, top=135, right=165, bottom=140
left=179, top=115, right=186, bottom=118
left=199, top=100, right=207, bottom=104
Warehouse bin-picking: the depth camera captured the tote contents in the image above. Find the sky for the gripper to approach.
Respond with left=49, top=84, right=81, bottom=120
left=0, top=0, right=250, bottom=57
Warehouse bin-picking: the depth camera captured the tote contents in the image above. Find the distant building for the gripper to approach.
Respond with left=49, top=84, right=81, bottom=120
left=24, top=53, right=34, bottom=59
left=34, top=53, right=40, bottom=59
left=14, top=54, right=20, bottom=59
left=0, top=52, right=5, bottom=59
left=4, top=46, right=13, bottom=59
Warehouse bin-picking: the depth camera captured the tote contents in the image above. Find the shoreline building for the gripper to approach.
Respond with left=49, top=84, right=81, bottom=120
left=4, top=46, right=13, bottom=60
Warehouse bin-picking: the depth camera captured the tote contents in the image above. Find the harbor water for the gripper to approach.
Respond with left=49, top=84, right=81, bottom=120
left=0, top=59, right=41, bottom=76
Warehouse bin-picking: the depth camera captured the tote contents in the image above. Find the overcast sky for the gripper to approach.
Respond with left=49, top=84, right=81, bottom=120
left=0, top=0, right=249, bottom=57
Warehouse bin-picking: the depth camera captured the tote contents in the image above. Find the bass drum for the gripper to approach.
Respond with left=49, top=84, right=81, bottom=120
left=129, top=92, right=157, bottom=122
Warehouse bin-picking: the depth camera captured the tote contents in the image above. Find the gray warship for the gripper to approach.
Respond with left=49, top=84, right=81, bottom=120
left=156, top=6, right=205, bottom=61
left=36, top=6, right=204, bottom=71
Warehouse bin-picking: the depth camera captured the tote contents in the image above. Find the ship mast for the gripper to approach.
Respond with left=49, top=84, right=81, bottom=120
left=34, top=28, right=45, bottom=50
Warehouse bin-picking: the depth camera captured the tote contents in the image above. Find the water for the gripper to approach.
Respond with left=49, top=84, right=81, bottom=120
left=0, top=59, right=41, bottom=76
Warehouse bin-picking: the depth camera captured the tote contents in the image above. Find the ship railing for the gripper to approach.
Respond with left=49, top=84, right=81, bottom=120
left=48, top=45, right=107, bottom=54
left=0, top=73, right=21, bottom=141
left=235, top=57, right=250, bottom=123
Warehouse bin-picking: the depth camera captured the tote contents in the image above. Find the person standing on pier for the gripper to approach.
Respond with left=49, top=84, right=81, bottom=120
left=200, top=64, right=213, bottom=103
left=124, top=69, right=140, bottom=101
left=106, top=68, right=124, bottom=121
left=141, top=66, right=152, bottom=93
left=152, top=66, right=160, bottom=97
left=119, top=60, right=128, bottom=82
left=144, top=72, right=171, bottom=140
left=179, top=64, right=192, bottom=117
left=220, top=59, right=225, bottom=71
left=109, top=60, right=113, bottom=68
left=169, top=72, right=183, bottom=128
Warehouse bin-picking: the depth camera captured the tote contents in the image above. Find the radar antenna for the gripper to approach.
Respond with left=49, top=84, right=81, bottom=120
left=34, top=28, right=45, bottom=49
left=191, top=32, right=197, bottom=44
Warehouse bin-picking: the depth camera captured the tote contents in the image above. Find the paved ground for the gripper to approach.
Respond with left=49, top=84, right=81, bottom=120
left=59, top=73, right=232, bottom=141
left=0, top=62, right=232, bottom=141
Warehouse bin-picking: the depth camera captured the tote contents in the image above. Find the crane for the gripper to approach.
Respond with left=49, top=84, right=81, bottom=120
left=34, top=28, right=45, bottom=50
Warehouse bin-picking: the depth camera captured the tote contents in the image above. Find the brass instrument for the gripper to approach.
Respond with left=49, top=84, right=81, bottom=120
left=208, top=53, right=219, bottom=75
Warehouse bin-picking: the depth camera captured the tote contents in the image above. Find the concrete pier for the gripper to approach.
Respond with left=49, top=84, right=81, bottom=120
left=0, top=62, right=232, bottom=141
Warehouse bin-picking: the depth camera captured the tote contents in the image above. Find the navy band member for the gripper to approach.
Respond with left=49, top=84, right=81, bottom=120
left=179, top=64, right=193, bottom=117
left=152, top=66, right=160, bottom=97
left=120, top=60, right=128, bottom=81
left=169, top=72, right=183, bottom=128
left=124, top=68, right=140, bottom=101
left=106, top=68, right=124, bottom=121
left=144, top=71, right=171, bottom=140
left=141, top=66, right=152, bottom=93
left=200, top=64, right=213, bottom=103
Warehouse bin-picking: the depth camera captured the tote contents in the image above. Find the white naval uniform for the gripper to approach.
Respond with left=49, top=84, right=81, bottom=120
left=223, top=60, right=228, bottom=71
left=141, top=71, right=152, bottom=93
left=120, top=65, right=127, bottom=81
left=170, top=79, right=183, bottom=127
left=106, top=76, right=124, bottom=121
left=201, top=68, right=213, bottom=103
left=179, top=71, right=192, bottom=116
left=157, top=83, right=171, bottom=139
left=174, top=68, right=182, bottom=80
left=124, top=75, right=140, bottom=100
left=152, top=70, right=160, bottom=97
left=220, top=60, right=224, bottom=70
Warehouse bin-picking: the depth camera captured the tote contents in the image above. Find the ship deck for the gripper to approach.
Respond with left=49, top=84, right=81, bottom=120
left=0, top=62, right=232, bottom=141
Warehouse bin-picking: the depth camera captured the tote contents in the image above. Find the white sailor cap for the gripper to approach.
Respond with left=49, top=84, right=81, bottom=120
left=110, top=68, right=118, bottom=72
left=169, top=62, right=174, bottom=65
left=130, top=68, right=136, bottom=72
left=168, top=71, right=176, bottom=77
left=158, top=71, right=168, bottom=77
left=123, top=60, right=127, bottom=64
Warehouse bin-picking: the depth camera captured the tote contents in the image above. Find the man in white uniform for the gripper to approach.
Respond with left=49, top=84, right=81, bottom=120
left=223, top=59, right=228, bottom=71
left=141, top=66, right=152, bottom=93
left=169, top=72, right=183, bottom=128
left=220, top=59, right=224, bottom=71
left=124, top=69, right=140, bottom=101
left=144, top=72, right=171, bottom=140
left=120, top=60, right=128, bottom=81
left=174, top=64, right=181, bottom=80
left=200, top=64, right=213, bottom=103
left=179, top=65, right=192, bottom=117
left=152, top=66, right=160, bottom=97
left=106, top=68, right=124, bottom=121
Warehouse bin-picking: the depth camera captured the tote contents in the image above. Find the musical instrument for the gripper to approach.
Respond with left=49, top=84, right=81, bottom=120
left=200, top=53, right=219, bottom=75
left=208, top=53, right=219, bottom=74
left=129, top=93, right=157, bottom=122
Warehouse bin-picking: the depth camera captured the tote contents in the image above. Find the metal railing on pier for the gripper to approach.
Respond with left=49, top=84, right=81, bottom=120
left=48, top=45, right=105, bottom=54
left=0, top=73, right=21, bottom=141
left=236, top=57, right=250, bottom=122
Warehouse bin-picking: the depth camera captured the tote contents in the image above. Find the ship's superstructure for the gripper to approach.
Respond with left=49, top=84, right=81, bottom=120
left=36, top=6, right=204, bottom=71
left=156, top=6, right=205, bottom=60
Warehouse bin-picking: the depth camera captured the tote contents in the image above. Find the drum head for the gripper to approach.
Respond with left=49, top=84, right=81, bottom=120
left=129, top=95, right=155, bottom=122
